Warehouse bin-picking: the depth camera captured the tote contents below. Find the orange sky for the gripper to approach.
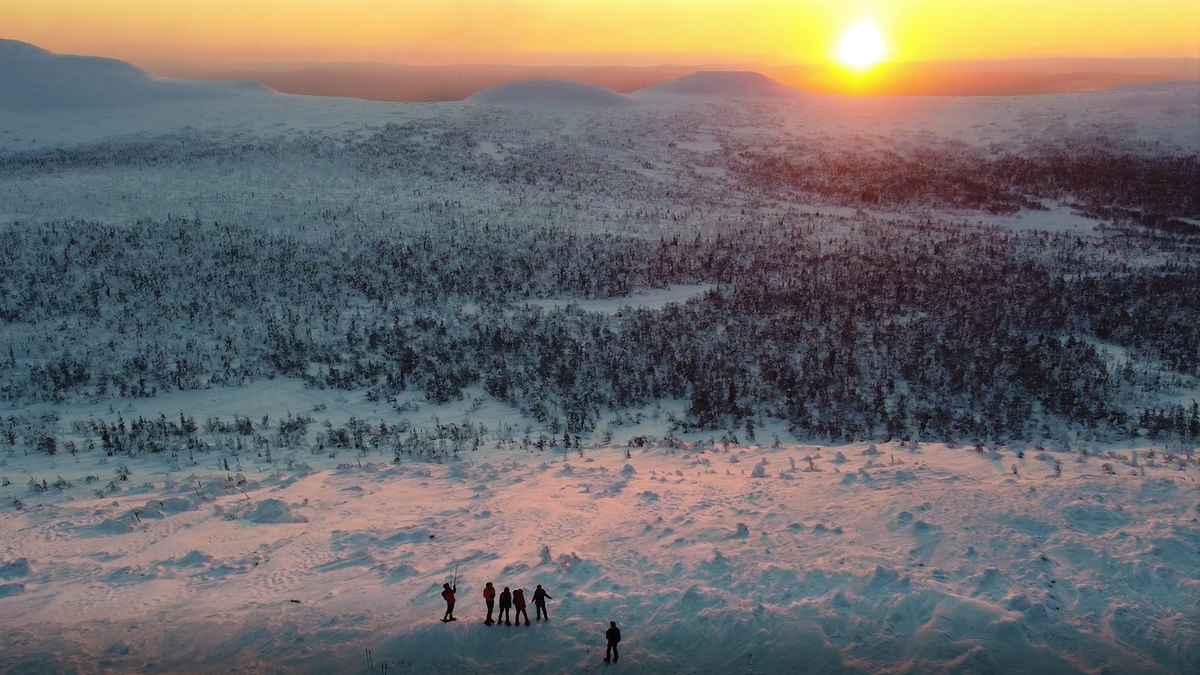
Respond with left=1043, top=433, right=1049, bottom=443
left=5, top=0, right=1199, bottom=66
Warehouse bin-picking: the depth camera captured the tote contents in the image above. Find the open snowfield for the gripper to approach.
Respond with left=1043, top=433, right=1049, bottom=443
left=3, top=38, right=1200, bottom=675
left=2, top=394, right=1198, bottom=674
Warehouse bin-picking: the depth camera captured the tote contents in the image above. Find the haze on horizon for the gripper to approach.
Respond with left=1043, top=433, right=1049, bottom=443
left=7, top=0, right=1199, bottom=67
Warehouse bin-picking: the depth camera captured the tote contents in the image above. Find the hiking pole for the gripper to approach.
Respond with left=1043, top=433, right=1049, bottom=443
left=453, top=561, right=459, bottom=589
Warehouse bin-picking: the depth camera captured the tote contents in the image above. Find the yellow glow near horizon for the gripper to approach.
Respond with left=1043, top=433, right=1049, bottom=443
left=837, top=21, right=885, bottom=69
left=2, top=0, right=1198, bottom=66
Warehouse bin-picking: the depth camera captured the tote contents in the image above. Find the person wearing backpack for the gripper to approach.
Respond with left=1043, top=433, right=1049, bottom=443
left=440, top=583, right=457, bottom=622
left=512, top=588, right=530, bottom=626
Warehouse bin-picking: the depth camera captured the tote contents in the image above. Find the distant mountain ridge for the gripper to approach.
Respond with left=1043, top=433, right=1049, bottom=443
left=462, top=71, right=798, bottom=107
left=0, top=39, right=266, bottom=112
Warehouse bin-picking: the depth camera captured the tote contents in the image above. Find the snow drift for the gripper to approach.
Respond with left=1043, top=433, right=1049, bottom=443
left=245, top=498, right=309, bottom=524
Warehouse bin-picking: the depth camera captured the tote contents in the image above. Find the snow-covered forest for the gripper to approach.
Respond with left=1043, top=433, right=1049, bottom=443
left=2, top=102, right=1199, bottom=447
left=1, top=41, right=1198, bottom=675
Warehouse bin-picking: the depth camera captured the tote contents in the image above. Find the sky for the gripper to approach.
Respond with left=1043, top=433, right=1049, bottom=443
left=5, top=0, right=1200, bottom=66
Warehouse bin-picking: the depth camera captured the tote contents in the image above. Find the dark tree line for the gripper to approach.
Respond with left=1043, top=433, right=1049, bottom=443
left=735, top=144, right=1199, bottom=230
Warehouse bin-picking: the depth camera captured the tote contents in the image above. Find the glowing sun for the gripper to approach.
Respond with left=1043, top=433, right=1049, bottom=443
left=837, top=21, right=885, bottom=69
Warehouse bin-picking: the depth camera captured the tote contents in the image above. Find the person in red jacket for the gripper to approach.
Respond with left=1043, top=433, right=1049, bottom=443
left=441, top=583, right=456, bottom=622
left=512, top=588, right=530, bottom=626
left=483, top=582, right=496, bottom=625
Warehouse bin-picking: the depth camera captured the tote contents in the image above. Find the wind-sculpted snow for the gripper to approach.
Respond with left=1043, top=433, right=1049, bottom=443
left=1, top=437, right=1197, bottom=674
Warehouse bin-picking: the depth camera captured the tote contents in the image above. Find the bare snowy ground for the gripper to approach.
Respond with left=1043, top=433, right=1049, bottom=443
left=520, top=285, right=716, bottom=315
left=1, top=396, right=1197, bottom=675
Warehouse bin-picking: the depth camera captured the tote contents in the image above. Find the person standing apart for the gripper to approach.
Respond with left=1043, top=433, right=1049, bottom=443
left=532, top=584, right=552, bottom=621
left=483, top=582, right=496, bottom=625
left=605, top=621, right=621, bottom=662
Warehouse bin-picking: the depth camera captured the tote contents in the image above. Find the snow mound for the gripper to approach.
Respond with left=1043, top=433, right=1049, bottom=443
left=0, top=583, right=24, bottom=598
left=385, top=563, right=420, bottom=583
left=0, top=38, right=268, bottom=112
left=750, top=461, right=767, bottom=478
left=466, top=80, right=630, bottom=108
left=164, top=550, right=212, bottom=567
left=139, top=497, right=197, bottom=519
left=245, top=499, right=308, bottom=524
left=91, top=518, right=134, bottom=536
left=0, top=558, right=31, bottom=580
left=1063, top=501, right=1130, bottom=534
left=638, top=71, right=797, bottom=98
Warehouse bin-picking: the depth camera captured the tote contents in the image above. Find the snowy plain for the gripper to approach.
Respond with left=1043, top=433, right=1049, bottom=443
left=2, top=38, right=1200, bottom=674
left=2, top=388, right=1198, bottom=675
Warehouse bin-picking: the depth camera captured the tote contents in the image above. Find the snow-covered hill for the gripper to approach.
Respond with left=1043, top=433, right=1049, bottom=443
left=466, top=79, right=631, bottom=108
left=0, top=39, right=266, bottom=113
left=637, top=71, right=798, bottom=98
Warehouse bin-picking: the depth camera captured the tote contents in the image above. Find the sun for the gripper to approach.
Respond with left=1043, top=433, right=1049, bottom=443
left=837, top=21, right=885, bottom=69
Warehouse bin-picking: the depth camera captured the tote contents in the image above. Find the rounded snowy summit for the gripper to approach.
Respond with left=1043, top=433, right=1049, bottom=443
left=637, top=71, right=797, bottom=98
left=0, top=38, right=268, bottom=113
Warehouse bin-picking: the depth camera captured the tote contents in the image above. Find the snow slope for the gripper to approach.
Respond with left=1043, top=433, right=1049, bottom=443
left=1, top=419, right=1197, bottom=674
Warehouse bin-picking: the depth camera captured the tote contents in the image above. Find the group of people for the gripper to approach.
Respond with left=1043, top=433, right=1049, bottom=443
left=440, top=582, right=622, bottom=661
left=479, top=581, right=551, bottom=625
left=440, top=582, right=551, bottom=626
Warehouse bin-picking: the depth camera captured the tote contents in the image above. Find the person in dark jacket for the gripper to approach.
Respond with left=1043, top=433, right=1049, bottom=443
left=483, top=582, right=496, bottom=625
left=512, top=588, right=530, bottom=626
left=532, top=584, right=553, bottom=621
left=498, top=586, right=512, bottom=625
left=605, top=621, right=621, bottom=662
left=441, top=583, right=456, bottom=621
